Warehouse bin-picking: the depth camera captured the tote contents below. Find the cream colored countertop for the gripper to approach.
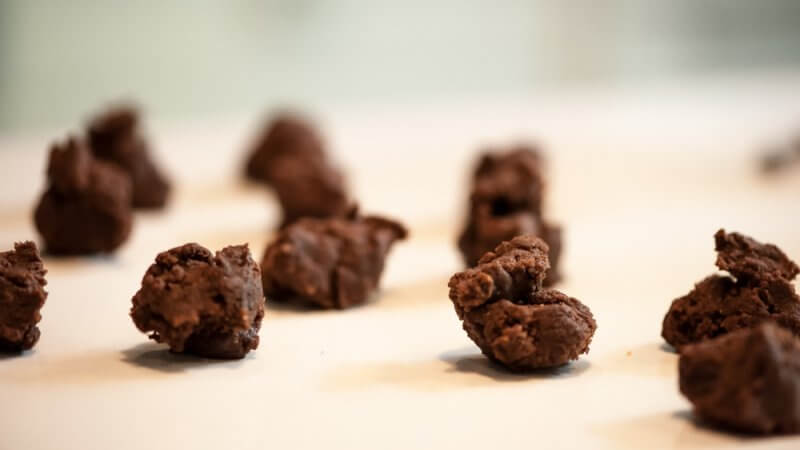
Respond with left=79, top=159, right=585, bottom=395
left=1, top=75, right=800, bottom=449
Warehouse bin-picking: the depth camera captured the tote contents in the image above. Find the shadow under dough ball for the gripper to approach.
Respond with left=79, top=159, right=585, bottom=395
left=662, top=229, right=800, bottom=350
left=679, top=323, right=800, bottom=434
left=130, top=243, right=265, bottom=359
left=448, top=235, right=596, bottom=371
left=0, top=242, right=47, bottom=352
left=88, top=105, right=171, bottom=209
left=243, top=114, right=351, bottom=226
left=34, top=137, right=133, bottom=255
left=457, top=146, right=562, bottom=285
left=261, top=211, right=407, bottom=309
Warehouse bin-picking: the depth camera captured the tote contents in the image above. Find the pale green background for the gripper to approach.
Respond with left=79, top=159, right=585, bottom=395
left=1, top=0, right=800, bottom=132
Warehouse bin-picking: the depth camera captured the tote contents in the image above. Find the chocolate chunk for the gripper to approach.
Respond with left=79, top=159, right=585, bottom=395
left=0, top=242, right=48, bottom=352
left=34, top=137, right=133, bottom=254
left=243, top=114, right=351, bottom=226
left=88, top=105, right=171, bottom=209
left=261, top=210, right=407, bottom=309
left=130, top=243, right=265, bottom=359
left=714, top=229, right=799, bottom=282
left=663, top=230, right=800, bottom=350
left=448, top=235, right=596, bottom=371
left=458, top=146, right=562, bottom=285
left=679, top=323, right=800, bottom=434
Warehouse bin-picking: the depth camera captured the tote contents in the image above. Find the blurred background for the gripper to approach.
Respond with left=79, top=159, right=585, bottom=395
left=2, top=0, right=800, bottom=133
left=2, top=0, right=800, bottom=234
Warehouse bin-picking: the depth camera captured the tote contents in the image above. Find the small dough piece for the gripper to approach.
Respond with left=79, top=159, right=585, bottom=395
left=261, top=211, right=407, bottom=309
left=663, top=276, right=800, bottom=349
left=88, top=105, right=171, bottom=209
left=243, top=114, right=351, bottom=226
left=459, top=210, right=562, bottom=284
left=448, top=235, right=596, bottom=371
left=244, top=114, right=326, bottom=184
left=458, top=146, right=562, bottom=285
left=679, top=323, right=800, bottom=434
left=662, top=230, right=800, bottom=350
left=269, top=155, right=351, bottom=227
left=34, top=137, right=133, bottom=254
left=0, top=242, right=48, bottom=352
left=714, top=229, right=799, bottom=282
left=131, top=243, right=265, bottom=359
left=471, top=148, right=545, bottom=217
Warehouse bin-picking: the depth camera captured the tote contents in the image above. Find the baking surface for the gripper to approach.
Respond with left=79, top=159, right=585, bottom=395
left=1, top=75, right=800, bottom=449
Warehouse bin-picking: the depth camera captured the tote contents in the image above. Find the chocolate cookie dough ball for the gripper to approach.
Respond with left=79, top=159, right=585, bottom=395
left=459, top=212, right=563, bottom=284
left=34, top=137, right=133, bottom=255
left=448, top=235, right=596, bottom=371
left=714, top=230, right=799, bottom=282
left=243, top=113, right=352, bottom=226
left=679, top=323, right=800, bottom=434
left=471, top=148, right=545, bottom=216
left=0, top=242, right=47, bottom=352
left=130, top=243, right=265, bottom=359
left=244, top=114, right=326, bottom=184
left=88, top=105, right=171, bottom=209
left=458, top=146, right=562, bottom=285
left=270, top=154, right=351, bottom=227
left=261, top=210, right=407, bottom=309
left=662, top=230, right=800, bottom=350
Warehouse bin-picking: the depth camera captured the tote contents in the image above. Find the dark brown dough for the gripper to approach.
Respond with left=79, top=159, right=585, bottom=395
left=662, top=230, right=800, bottom=350
left=88, top=105, right=171, bottom=209
left=448, top=235, right=596, bottom=371
left=0, top=242, right=48, bottom=352
left=130, top=243, right=265, bottom=359
left=243, top=114, right=351, bottom=226
left=269, top=155, right=351, bottom=227
left=244, top=114, right=326, bottom=183
left=261, top=211, right=407, bottom=309
left=34, top=137, right=133, bottom=255
left=714, top=229, right=799, bottom=282
left=459, top=211, right=562, bottom=284
left=679, top=323, right=800, bottom=434
left=457, top=146, right=562, bottom=285
left=471, top=147, right=545, bottom=216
